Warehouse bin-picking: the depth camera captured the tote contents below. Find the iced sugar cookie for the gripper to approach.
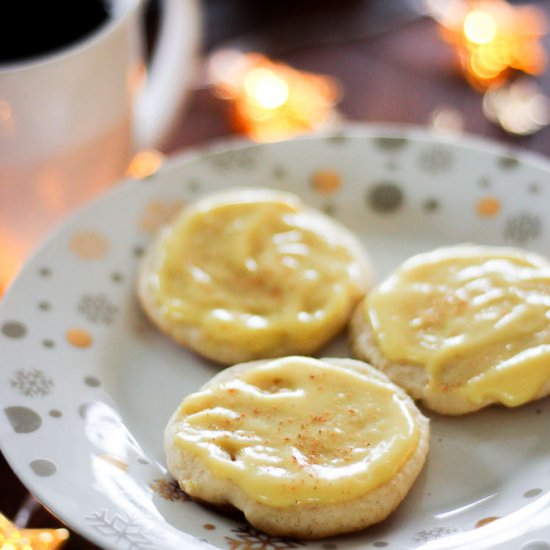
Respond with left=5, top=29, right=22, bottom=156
left=351, top=244, right=550, bottom=414
left=138, top=188, right=371, bottom=364
left=164, top=356, right=429, bottom=539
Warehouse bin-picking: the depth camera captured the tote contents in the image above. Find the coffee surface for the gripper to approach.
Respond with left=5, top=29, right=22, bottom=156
left=1, top=0, right=110, bottom=63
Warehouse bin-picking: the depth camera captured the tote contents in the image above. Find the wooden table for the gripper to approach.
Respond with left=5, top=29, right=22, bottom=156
left=2, top=1, right=550, bottom=547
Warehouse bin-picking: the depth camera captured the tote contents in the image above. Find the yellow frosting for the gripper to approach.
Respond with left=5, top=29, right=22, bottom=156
left=150, top=190, right=366, bottom=356
left=367, top=245, right=550, bottom=406
left=173, top=357, right=420, bottom=507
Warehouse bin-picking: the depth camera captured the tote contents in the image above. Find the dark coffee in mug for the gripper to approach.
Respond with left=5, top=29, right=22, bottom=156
left=1, top=0, right=110, bottom=63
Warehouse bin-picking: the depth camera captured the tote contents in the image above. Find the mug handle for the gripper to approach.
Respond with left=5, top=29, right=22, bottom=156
left=134, top=0, right=202, bottom=151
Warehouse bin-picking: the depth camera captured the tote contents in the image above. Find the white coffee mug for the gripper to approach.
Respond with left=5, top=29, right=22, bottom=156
left=0, top=0, right=201, bottom=291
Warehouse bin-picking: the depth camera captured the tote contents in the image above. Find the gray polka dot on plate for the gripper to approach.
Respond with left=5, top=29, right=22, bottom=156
left=524, top=488, right=543, bottom=498
left=29, top=459, right=56, bottom=477
left=111, top=272, right=124, bottom=283
left=4, top=406, right=42, bottom=433
left=368, top=183, right=403, bottom=213
left=2, top=321, right=27, bottom=338
left=521, top=541, right=550, bottom=550
left=188, top=180, right=201, bottom=192
left=79, top=402, right=93, bottom=419
left=84, top=376, right=101, bottom=387
left=272, top=166, right=286, bottom=179
left=423, top=198, right=439, bottom=212
left=498, top=155, right=519, bottom=170
left=327, top=132, right=347, bottom=144
left=478, top=176, right=491, bottom=188
left=374, top=136, right=408, bottom=151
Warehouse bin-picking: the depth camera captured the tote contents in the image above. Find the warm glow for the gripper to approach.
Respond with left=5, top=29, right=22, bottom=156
left=0, top=233, right=26, bottom=297
left=483, top=77, right=550, bottom=135
left=0, top=100, right=11, bottom=123
left=464, top=10, right=497, bottom=45
left=433, top=0, right=548, bottom=89
left=209, top=50, right=341, bottom=142
left=244, top=68, right=289, bottom=109
left=126, top=149, right=165, bottom=179
left=0, top=514, right=68, bottom=550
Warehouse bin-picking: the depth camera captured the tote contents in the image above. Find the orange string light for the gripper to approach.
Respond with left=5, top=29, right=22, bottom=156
left=209, top=50, right=341, bottom=142
left=0, top=513, right=69, bottom=550
left=433, top=0, right=548, bottom=90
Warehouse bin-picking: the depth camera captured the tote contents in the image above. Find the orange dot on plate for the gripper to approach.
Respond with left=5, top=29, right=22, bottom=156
left=203, top=523, right=216, bottom=531
left=66, top=328, right=93, bottom=348
left=311, top=169, right=342, bottom=194
left=476, top=196, right=501, bottom=217
left=139, top=200, right=185, bottom=234
left=98, top=454, right=129, bottom=472
left=69, top=231, right=109, bottom=260
left=475, top=516, right=500, bottom=528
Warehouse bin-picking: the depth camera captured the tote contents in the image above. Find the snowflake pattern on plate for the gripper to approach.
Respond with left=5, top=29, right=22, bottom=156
left=412, top=526, right=460, bottom=544
left=77, top=294, right=118, bottom=325
left=204, top=147, right=261, bottom=171
left=10, top=369, right=53, bottom=397
left=224, top=525, right=307, bottom=550
left=503, top=212, right=542, bottom=244
left=373, top=136, right=408, bottom=151
left=418, top=146, right=454, bottom=174
left=86, top=509, right=161, bottom=550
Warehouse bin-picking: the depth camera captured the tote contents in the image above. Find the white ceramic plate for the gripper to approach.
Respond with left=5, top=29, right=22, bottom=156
left=2, top=125, right=550, bottom=550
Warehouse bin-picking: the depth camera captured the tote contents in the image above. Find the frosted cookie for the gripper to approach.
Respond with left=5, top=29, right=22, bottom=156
left=138, top=188, right=371, bottom=364
left=351, top=244, right=550, bottom=415
left=164, top=356, right=429, bottom=539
